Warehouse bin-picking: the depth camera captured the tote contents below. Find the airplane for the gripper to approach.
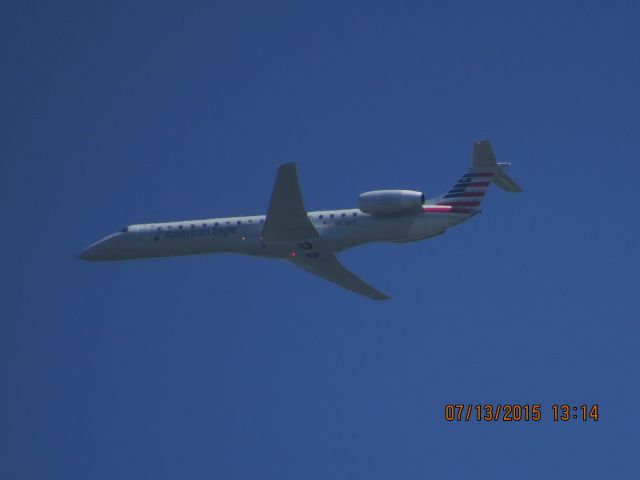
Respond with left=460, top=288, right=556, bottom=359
left=78, top=140, right=521, bottom=300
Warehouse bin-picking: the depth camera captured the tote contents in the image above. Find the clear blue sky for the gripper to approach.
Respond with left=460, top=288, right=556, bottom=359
left=2, top=1, right=638, bottom=478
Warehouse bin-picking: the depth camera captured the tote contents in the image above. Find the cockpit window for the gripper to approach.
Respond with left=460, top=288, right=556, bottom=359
left=120, top=227, right=128, bottom=233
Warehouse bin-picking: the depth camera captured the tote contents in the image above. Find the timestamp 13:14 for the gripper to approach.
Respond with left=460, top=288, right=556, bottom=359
left=552, top=404, right=599, bottom=421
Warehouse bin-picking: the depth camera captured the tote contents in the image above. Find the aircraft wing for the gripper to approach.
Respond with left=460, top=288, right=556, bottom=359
left=288, top=255, right=390, bottom=301
left=262, top=162, right=320, bottom=242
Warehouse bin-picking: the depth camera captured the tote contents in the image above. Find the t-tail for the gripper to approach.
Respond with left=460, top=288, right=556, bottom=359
left=426, top=140, right=522, bottom=215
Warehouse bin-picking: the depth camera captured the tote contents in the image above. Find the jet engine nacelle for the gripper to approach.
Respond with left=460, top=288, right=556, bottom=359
left=358, top=190, right=425, bottom=216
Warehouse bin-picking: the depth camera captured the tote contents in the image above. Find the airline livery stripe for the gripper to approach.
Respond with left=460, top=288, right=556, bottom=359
left=437, top=201, right=481, bottom=207
left=423, top=207, right=473, bottom=214
left=449, top=207, right=473, bottom=214
left=463, top=172, right=495, bottom=178
left=443, top=192, right=485, bottom=198
left=423, top=206, right=451, bottom=211
left=454, top=181, right=490, bottom=188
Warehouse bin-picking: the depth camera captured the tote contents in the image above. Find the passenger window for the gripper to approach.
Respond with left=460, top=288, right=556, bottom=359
left=341, top=213, right=346, bottom=217
left=330, top=214, right=334, bottom=218
left=214, top=222, right=218, bottom=226
left=319, top=215, right=324, bottom=219
left=237, top=221, right=241, bottom=225
left=352, top=212, right=357, bottom=217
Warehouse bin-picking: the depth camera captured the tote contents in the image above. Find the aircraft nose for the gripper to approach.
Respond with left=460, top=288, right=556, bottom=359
left=77, top=248, right=92, bottom=260
left=77, top=233, right=122, bottom=261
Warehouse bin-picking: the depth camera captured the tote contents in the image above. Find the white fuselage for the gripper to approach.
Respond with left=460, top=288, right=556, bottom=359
left=78, top=207, right=473, bottom=261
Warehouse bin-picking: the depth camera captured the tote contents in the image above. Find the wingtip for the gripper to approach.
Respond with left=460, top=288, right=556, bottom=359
left=372, top=292, right=391, bottom=301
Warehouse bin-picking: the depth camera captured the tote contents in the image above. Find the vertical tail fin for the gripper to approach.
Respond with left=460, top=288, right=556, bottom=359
left=433, top=140, right=522, bottom=214
left=471, top=140, right=523, bottom=192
